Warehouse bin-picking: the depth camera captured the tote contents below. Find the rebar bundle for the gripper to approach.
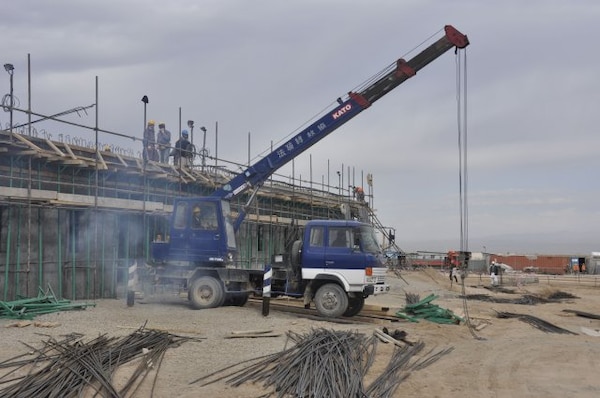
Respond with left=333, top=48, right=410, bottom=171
left=0, top=326, right=196, bottom=397
left=495, top=311, right=577, bottom=335
left=192, top=328, right=454, bottom=398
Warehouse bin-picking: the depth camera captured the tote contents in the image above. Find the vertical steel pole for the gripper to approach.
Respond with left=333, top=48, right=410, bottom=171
left=3, top=208, right=12, bottom=301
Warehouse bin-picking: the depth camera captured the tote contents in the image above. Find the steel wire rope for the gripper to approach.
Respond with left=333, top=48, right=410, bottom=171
left=454, top=46, right=484, bottom=341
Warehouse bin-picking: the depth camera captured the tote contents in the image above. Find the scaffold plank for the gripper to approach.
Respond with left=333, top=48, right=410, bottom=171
left=45, top=139, right=66, bottom=157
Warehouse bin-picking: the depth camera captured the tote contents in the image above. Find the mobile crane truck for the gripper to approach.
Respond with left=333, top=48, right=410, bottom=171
left=149, top=25, right=469, bottom=317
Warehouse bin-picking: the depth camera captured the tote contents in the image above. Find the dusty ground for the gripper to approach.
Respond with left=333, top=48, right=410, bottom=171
left=1, top=269, right=600, bottom=397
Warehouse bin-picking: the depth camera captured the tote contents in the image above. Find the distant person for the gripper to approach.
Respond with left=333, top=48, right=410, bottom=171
left=490, top=260, right=499, bottom=286
left=353, top=186, right=365, bottom=201
left=156, top=122, right=172, bottom=164
left=172, top=130, right=192, bottom=168
left=143, top=119, right=157, bottom=162
left=450, top=266, right=458, bottom=283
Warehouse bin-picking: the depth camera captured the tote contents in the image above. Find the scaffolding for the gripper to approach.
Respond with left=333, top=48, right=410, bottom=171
left=0, top=129, right=372, bottom=301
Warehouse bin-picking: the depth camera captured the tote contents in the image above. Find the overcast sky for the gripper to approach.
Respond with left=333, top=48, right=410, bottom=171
left=2, top=0, right=599, bottom=255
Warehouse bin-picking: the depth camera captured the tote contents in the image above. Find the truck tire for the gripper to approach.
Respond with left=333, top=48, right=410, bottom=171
left=314, top=283, right=348, bottom=318
left=290, top=240, right=302, bottom=267
left=189, top=276, right=225, bottom=309
left=343, top=296, right=365, bottom=317
left=226, top=293, right=249, bottom=307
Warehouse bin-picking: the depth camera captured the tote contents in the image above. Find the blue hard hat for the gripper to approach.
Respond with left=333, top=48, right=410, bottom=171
left=181, top=130, right=189, bottom=137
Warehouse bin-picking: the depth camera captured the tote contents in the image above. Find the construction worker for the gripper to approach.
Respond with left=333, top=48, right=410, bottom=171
left=192, top=205, right=216, bottom=229
left=353, top=186, right=365, bottom=201
left=143, top=119, right=158, bottom=162
left=172, top=130, right=191, bottom=168
left=156, top=122, right=172, bottom=164
left=192, top=206, right=204, bottom=228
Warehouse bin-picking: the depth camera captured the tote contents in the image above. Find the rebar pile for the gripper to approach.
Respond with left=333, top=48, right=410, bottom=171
left=365, top=342, right=454, bottom=398
left=462, top=294, right=549, bottom=304
left=465, top=291, right=578, bottom=305
left=0, top=326, right=195, bottom=397
left=495, top=311, right=578, bottom=335
left=192, top=328, right=453, bottom=398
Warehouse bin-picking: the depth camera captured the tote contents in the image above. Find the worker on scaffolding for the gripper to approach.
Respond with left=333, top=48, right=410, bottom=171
left=172, top=130, right=192, bottom=169
left=156, top=122, right=172, bottom=164
left=143, top=119, right=158, bottom=162
left=353, top=186, right=365, bottom=201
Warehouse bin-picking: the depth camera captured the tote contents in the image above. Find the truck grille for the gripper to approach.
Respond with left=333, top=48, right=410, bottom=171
left=371, top=267, right=387, bottom=284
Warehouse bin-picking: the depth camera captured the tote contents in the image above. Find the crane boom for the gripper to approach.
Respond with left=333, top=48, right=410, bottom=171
left=212, top=25, right=469, bottom=204
left=150, top=25, right=469, bottom=276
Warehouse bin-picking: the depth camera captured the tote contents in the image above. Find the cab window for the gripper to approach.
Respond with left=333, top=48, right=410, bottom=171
left=309, top=226, right=325, bottom=247
left=329, top=227, right=351, bottom=248
left=174, top=202, right=188, bottom=229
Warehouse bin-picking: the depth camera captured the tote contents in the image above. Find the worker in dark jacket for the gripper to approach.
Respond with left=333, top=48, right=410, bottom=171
left=172, top=130, right=192, bottom=168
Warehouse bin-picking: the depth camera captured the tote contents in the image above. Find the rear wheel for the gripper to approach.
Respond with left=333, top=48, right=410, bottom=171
left=343, top=295, right=365, bottom=317
left=314, top=283, right=348, bottom=318
left=189, top=276, right=225, bottom=309
left=226, top=293, right=249, bottom=307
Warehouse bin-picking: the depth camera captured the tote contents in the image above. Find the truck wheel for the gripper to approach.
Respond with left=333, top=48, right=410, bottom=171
left=343, top=296, right=365, bottom=317
left=189, top=276, right=225, bottom=309
left=227, top=293, right=249, bottom=307
left=290, top=240, right=302, bottom=267
left=314, top=283, right=348, bottom=318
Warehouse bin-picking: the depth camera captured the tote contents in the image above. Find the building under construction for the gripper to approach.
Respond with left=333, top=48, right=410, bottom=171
left=0, top=128, right=391, bottom=302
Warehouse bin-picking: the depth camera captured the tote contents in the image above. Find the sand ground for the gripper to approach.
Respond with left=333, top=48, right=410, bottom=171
left=1, top=269, right=599, bottom=397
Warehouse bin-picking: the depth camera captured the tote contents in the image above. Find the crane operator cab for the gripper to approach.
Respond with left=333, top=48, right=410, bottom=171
left=151, top=197, right=237, bottom=267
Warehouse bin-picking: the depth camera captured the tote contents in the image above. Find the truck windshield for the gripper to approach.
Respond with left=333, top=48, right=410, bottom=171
left=357, top=226, right=381, bottom=254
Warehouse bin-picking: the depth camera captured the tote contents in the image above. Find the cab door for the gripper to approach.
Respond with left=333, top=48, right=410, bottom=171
left=324, top=226, right=363, bottom=271
left=188, top=201, right=220, bottom=261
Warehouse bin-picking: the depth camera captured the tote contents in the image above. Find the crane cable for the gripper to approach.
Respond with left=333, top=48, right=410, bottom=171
left=455, top=47, right=484, bottom=340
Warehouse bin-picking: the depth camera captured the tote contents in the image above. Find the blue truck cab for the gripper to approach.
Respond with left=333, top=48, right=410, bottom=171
left=271, top=219, right=390, bottom=317
left=151, top=197, right=237, bottom=272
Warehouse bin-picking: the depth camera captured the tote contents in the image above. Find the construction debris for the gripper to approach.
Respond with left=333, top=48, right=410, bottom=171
left=465, top=290, right=579, bottom=305
left=4, top=321, right=60, bottom=328
left=191, top=328, right=453, bottom=398
left=0, top=325, right=197, bottom=397
left=0, top=286, right=95, bottom=320
left=562, top=309, right=600, bottom=320
left=580, top=327, right=600, bottom=337
left=495, top=311, right=577, bottom=335
left=396, top=293, right=463, bottom=324
left=225, top=329, right=282, bottom=338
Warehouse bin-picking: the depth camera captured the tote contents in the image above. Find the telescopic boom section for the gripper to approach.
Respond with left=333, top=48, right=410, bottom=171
left=211, top=25, right=469, bottom=201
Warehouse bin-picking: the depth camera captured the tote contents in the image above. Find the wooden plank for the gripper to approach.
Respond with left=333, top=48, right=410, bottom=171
left=62, top=142, right=78, bottom=160
left=45, top=139, right=66, bottom=157
left=114, top=153, right=129, bottom=167
left=13, top=133, right=43, bottom=152
left=96, top=151, right=108, bottom=170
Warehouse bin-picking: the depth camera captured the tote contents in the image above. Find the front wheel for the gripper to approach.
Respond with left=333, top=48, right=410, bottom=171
left=343, top=295, right=365, bottom=317
left=189, top=276, right=225, bottom=309
left=314, top=283, right=348, bottom=318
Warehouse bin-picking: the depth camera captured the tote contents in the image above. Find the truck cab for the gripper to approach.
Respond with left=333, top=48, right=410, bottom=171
left=272, top=219, right=390, bottom=317
left=151, top=197, right=237, bottom=270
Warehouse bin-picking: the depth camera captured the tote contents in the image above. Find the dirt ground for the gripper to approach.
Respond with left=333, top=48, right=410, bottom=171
left=1, top=269, right=599, bottom=397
